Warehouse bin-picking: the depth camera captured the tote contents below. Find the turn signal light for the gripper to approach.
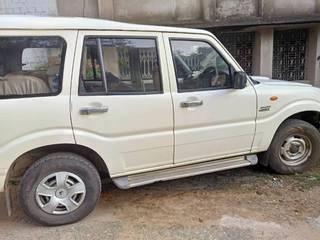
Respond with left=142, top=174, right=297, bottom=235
left=270, top=96, right=278, bottom=101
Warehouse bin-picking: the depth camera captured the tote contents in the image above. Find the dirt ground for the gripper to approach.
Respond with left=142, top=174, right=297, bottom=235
left=1, top=165, right=320, bottom=240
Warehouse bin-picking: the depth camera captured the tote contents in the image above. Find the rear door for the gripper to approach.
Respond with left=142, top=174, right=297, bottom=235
left=163, top=33, right=257, bottom=164
left=70, top=31, right=174, bottom=176
left=0, top=30, right=76, bottom=175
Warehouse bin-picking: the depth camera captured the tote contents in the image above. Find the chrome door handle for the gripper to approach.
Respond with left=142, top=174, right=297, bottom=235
left=79, top=106, right=109, bottom=115
left=180, top=100, right=203, bottom=108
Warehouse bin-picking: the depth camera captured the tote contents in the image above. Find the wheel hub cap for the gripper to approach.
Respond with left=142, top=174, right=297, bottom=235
left=55, top=188, right=68, bottom=198
left=35, top=171, right=86, bottom=215
left=280, top=135, right=312, bottom=166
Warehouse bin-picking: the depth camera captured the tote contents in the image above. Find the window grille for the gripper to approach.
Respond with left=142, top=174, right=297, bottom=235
left=273, top=29, right=308, bottom=81
left=215, top=32, right=255, bottom=75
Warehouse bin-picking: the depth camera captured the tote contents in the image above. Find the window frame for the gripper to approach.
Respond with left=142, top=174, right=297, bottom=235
left=169, top=38, right=234, bottom=93
left=79, top=35, right=164, bottom=96
left=78, top=37, right=106, bottom=95
left=0, top=36, right=67, bottom=100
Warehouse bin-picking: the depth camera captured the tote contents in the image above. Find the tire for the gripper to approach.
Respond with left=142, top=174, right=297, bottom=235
left=267, top=119, right=320, bottom=174
left=20, top=152, right=101, bottom=226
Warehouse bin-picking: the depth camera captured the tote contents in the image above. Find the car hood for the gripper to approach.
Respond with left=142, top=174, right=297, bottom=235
left=250, top=76, right=312, bottom=88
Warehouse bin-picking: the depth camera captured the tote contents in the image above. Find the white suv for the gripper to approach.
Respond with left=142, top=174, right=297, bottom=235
left=1, top=16, right=320, bottom=226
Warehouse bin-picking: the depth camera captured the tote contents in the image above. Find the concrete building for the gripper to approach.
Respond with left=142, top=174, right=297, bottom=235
left=1, top=0, right=320, bottom=85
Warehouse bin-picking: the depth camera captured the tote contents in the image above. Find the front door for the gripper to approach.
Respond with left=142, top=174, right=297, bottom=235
left=163, top=33, right=257, bottom=164
left=71, top=31, right=174, bottom=176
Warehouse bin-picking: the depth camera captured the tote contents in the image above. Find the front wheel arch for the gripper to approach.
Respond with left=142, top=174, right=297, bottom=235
left=258, top=111, right=320, bottom=166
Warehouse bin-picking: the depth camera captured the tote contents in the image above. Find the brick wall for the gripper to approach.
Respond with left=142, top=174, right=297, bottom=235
left=0, top=0, right=57, bottom=15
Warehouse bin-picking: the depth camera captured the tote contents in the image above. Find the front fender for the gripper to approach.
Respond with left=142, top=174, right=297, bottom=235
left=251, top=99, right=320, bottom=153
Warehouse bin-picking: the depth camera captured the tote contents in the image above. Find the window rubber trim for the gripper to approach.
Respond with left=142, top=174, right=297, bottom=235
left=0, top=36, right=67, bottom=100
left=168, top=37, right=233, bottom=93
left=78, top=35, right=164, bottom=96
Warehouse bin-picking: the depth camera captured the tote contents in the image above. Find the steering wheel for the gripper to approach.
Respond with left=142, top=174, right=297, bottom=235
left=198, top=66, right=218, bottom=87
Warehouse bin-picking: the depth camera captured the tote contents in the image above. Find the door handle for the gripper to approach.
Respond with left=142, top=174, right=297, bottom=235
left=180, top=100, right=203, bottom=108
left=79, top=106, right=109, bottom=115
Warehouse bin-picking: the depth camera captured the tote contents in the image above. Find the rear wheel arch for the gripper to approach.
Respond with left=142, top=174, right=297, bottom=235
left=5, top=143, right=110, bottom=190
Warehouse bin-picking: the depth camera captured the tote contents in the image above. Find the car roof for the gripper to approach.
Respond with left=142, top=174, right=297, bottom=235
left=0, top=15, right=211, bottom=35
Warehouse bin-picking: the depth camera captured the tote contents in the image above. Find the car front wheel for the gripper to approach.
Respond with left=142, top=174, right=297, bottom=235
left=267, top=119, right=320, bottom=174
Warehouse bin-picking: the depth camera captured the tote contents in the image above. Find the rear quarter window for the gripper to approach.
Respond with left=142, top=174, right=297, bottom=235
left=0, top=36, right=66, bottom=99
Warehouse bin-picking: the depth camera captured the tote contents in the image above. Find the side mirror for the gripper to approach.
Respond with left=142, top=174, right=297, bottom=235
left=233, top=71, right=247, bottom=89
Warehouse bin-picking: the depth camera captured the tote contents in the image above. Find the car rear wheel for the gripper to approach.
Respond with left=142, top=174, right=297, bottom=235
left=20, top=152, right=101, bottom=226
left=267, top=119, right=320, bottom=174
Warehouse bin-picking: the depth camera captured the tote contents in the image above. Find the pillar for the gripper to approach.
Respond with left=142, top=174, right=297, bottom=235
left=253, top=28, right=274, bottom=78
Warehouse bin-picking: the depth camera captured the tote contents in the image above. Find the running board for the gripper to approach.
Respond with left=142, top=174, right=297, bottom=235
left=113, top=155, right=258, bottom=189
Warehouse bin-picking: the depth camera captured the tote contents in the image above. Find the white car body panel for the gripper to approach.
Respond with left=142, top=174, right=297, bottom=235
left=0, top=15, right=211, bottom=35
left=162, top=33, right=257, bottom=164
left=0, top=30, right=78, bottom=191
left=251, top=76, right=320, bottom=153
left=0, top=16, right=320, bottom=192
left=70, top=31, right=174, bottom=176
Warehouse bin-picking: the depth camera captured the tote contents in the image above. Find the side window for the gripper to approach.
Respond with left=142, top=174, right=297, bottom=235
left=170, top=39, right=232, bottom=92
left=0, top=36, right=66, bottom=98
left=80, top=37, right=162, bottom=95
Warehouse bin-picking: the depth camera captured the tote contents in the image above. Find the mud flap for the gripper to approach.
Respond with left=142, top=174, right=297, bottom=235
left=4, top=186, right=12, bottom=217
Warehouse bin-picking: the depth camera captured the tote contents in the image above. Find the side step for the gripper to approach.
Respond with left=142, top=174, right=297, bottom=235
left=113, top=155, right=258, bottom=189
